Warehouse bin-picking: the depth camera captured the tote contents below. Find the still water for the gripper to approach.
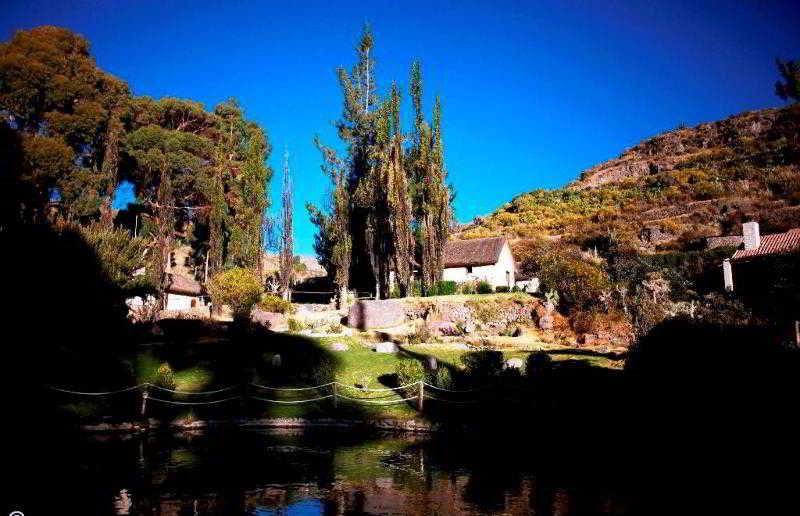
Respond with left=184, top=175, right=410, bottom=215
left=45, top=428, right=635, bottom=515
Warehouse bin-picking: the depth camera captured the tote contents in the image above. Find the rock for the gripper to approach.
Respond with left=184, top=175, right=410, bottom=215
left=505, top=358, right=524, bottom=370
left=251, top=309, right=288, bottom=332
left=427, top=321, right=459, bottom=336
left=347, top=299, right=405, bottom=329
left=463, top=321, right=476, bottom=334
left=538, top=314, right=554, bottom=330
left=330, top=342, right=349, bottom=352
left=375, top=341, right=399, bottom=353
left=426, top=356, right=438, bottom=371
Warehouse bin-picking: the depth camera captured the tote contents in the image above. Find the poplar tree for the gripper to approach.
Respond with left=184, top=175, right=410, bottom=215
left=307, top=137, right=352, bottom=307
left=278, top=150, right=294, bottom=299
left=408, top=62, right=451, bottom=294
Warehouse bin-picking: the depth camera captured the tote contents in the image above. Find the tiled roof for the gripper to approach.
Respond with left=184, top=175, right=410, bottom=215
left=731, top=228, right=800, bottom=261
left=166, top=273, right=203, bottom=296
left=443, top=237, right=508, bottom=268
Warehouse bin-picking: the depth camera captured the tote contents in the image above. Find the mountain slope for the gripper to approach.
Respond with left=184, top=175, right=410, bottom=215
left=458, top=104, right=800, bottom=251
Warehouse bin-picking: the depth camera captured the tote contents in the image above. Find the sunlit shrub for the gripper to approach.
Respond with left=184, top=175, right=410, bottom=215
left=257, top=294, right=296, bottom=314
left=395, top=359, right=425, bottom=388
left=155, top=363, right=176, bottom=390
left=207, top=268, right=263, bottom=317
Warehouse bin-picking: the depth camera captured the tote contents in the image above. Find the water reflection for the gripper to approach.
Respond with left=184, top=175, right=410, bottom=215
left=61, top=429, right=631, bottom=515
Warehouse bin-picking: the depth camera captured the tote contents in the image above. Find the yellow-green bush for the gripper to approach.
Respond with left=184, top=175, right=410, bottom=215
left=257, top=294, right=296, bottom=314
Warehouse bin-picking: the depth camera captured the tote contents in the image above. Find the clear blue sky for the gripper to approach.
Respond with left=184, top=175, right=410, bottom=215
left=3, top=0, right=798, bottom=254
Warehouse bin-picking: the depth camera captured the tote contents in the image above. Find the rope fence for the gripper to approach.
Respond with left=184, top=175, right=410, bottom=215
left=48, top=380, right=533, bottom=415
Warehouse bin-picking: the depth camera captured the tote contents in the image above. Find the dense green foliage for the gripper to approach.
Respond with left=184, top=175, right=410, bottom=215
left=1, top=27, right=272, bottom=306
left=206, top=267, right=263, bottom=317
left=394, top=358, right=426, bottom=387
left=308, top=26, right=451, bottom=299
left=257, top=294, right=296, bottom=314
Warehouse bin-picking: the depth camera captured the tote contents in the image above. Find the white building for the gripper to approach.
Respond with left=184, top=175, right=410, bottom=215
left=164, top=273, right=207, bottom=311
left=442, top=237, right=516, bottom=289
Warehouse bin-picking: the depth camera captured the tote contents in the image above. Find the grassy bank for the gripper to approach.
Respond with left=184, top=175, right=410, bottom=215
left=51, top=321, right=623, bottom=424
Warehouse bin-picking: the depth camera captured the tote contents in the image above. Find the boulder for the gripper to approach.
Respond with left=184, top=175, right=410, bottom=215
left=375, top=341, right=399, bottom=353
left=426, top=356, right=438, bottom=371
left=330, top=342, right=349, bottom=352
left=538, top=314, right=554, bottom=330
left=251, top=309, right=288, bottom=332
left=505, top=357, right=524, bottom=370
left=347, top=299, right=405, bottom=329
left=427, top=321, right=459, bottom=337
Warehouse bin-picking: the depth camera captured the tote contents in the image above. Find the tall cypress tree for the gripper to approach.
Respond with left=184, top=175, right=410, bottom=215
left=408, top=62, right=451, bottom=294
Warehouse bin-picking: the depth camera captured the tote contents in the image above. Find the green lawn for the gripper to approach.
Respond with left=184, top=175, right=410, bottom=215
left=55, top=328, right=622, bottom=423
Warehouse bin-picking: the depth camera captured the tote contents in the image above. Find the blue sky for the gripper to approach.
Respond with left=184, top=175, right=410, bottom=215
left=3, top=0, right=798, bottom=254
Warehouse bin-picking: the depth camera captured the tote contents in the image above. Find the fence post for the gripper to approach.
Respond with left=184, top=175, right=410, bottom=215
left=333, top=382, right=338, bottom=409
left=140, top=386, right=149, bottom=418
left=418, top=381, right=424, bottom=412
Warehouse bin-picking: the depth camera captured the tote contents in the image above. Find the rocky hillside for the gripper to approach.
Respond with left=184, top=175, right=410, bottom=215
left=574, top=107, right=793, bottom=189
left=459, top=104, right=800, bottom=251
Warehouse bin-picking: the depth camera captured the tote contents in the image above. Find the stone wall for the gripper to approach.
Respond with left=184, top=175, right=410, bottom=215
left=347, top=299, right=406, bottom=329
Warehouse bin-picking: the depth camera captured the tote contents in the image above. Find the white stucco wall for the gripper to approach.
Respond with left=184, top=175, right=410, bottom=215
left=165, top=293, right=204, bottom=311
left=442, top=242, right=515, bottom=288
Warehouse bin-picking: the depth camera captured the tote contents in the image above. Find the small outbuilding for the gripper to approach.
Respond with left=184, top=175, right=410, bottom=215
left=442, top=236, right=516, bottom=289
left=164, top=273, right=207, bottom=311
left=720, top=222, right=800, bottom=292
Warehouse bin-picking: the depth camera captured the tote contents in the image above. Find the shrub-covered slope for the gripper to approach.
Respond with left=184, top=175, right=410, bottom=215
left=460, top=104, right=800, bottom=250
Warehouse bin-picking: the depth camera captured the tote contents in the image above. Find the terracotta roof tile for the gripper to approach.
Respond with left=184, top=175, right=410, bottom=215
left=731, top=228, right=800, bottom=261
left=443, top=237, right=507, bottom=268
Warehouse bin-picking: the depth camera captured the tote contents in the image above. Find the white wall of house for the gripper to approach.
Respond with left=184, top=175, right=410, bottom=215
left=165, top=293, right=204, bottom=311
left=442, top=242, right=516, bottom=288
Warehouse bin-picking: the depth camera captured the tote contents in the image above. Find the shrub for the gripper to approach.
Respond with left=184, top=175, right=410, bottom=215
left=430, top=280, right=458, bottom=296
left=476, top=280, right=493, bottom=294
left=459, top=281, right=476, bottom=295
left=287, top=318, right=305, bottom=332
left=525, top=351, right=553, bottom=379
left=257, top=294, right=296, bottom=314
left=433, top=368, right=453, bottom=390
left=395, top=358, right=426, bottom=387
left=461, top=350, right=503, bottom=378
left=495, top=285, right=510, bottom=293
left=515, top=239, right=610, bottom=310
left=407, top=324, right=433, bottom=345
left=207, top=268, right=263, bottom=317
left=155, top=363, right=176, bottom=390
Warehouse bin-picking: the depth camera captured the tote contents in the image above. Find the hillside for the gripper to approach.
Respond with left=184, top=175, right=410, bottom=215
left=459, top=104, right=800, bottom=251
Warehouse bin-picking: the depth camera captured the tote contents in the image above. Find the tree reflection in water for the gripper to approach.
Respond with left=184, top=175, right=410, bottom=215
left=52, top=428, right=631, bottom=515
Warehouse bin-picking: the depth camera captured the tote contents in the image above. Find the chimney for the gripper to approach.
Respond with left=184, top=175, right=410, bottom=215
left=742, top=221, right=761, bottom=251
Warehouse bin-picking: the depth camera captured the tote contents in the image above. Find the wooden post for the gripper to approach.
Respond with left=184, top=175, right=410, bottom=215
left=418, top=381, right=424, bottom=412
left=140, top=386, right=149, bottom=418
left=333, top=383, right=338, bottom=409
left=795, top=320, right=799, bottom=347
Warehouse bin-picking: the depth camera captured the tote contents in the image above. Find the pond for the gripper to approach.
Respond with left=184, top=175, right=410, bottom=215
left=35, top=428, right=638, bottom=515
